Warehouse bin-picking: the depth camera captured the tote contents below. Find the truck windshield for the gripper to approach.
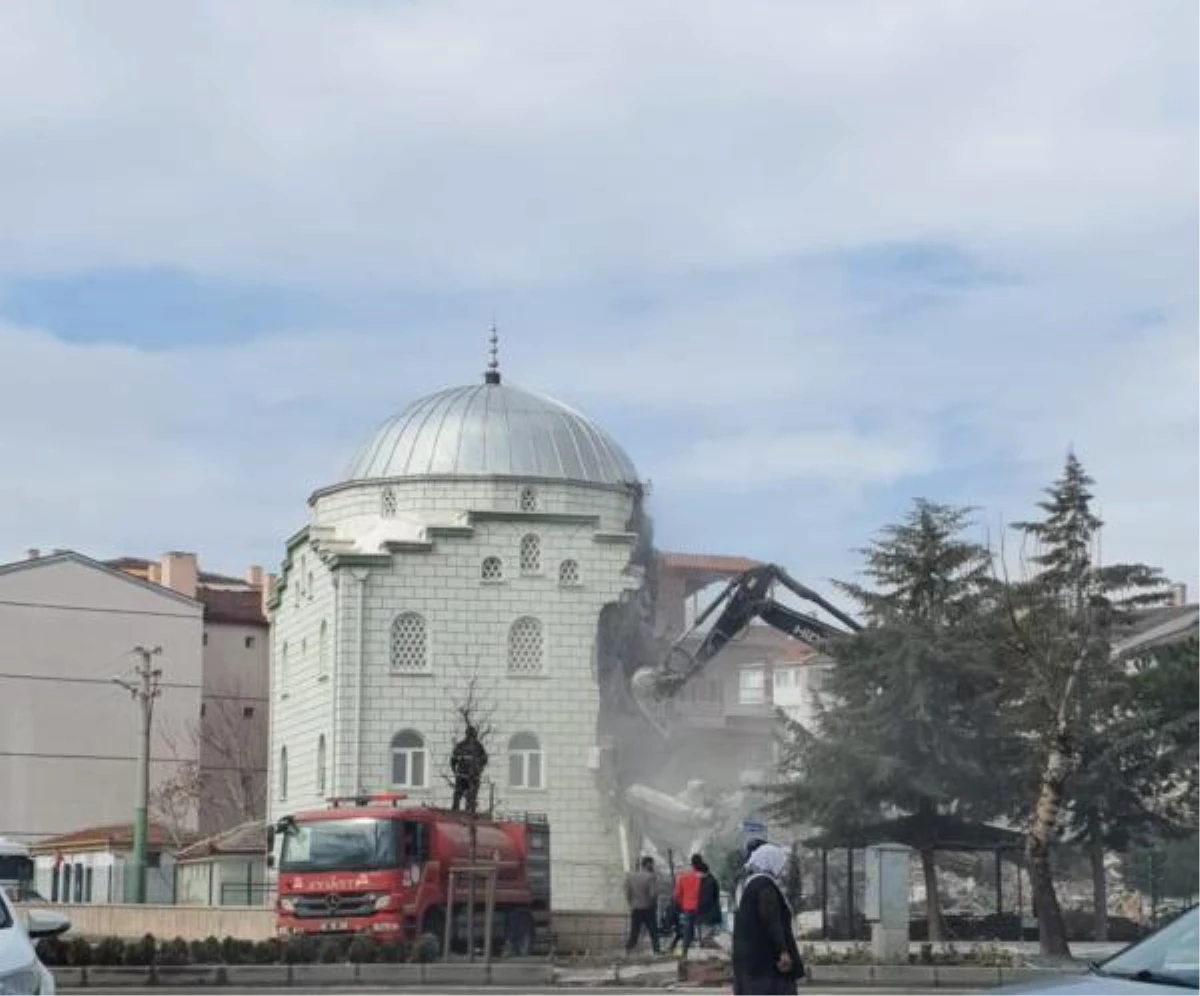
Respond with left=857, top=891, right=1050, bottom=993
left=278, top=818, right=398, bottom=873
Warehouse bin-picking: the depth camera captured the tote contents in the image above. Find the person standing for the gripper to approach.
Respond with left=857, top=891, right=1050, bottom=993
left=732, top=843, right=805, bottom=995
left=695, top=859, right=721, bottom=946
left=623, top=856, right=661, bottom=955
left=670, top=854, right=704, bottom=959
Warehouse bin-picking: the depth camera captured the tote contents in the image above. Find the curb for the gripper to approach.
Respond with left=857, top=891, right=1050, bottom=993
left=55, top=961, right=556, bottom=988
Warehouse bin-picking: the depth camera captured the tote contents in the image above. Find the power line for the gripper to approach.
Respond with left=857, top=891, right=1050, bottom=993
left=0, top=672, right=266, bottom=701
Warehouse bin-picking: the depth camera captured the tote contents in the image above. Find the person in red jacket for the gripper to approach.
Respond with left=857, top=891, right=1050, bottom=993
left=670, top=854, right=705, bottom=959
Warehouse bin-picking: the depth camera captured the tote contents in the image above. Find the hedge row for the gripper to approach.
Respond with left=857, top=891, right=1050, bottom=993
left=35, top=932, right=442, bottom=968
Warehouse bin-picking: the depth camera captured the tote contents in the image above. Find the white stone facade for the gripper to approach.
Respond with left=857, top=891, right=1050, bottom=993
left=269, top=473, right=644, bottom=912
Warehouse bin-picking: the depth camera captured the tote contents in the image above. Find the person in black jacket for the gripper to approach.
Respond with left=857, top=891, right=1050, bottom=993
left=450, top=724, right=487, bottom=812
left=694, top=859, right=721, bottom=945
left=732, top=843, right=804, bottom=995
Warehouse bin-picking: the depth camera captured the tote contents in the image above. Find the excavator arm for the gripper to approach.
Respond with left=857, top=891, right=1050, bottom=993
left=631, top=564, right=861, bottom=707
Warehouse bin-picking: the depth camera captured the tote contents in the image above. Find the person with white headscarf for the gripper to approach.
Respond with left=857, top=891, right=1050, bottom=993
left=732, top=843, right=805, bottom=995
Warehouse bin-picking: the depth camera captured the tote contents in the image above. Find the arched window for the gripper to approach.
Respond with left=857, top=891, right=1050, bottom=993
left=316, top=735, right=327, bottom=795
left=519, top=534, right=542, bottom=575
left=558, top=559, right=581, bottom=586
left=279, top=642, right=289, bottom=693
left=508, top=732, right=544, bottom=789
left=381, top=487, right=398, bottom=518
left=317, top=620, right=328, bottom=678
left=508, top=616, right=544, bottom=675
left=518, top=486, right=539, bottom=513
left=390, top=612, right=428, bottom=672
left=307, top=571, right=314, bottom=599
left=390, top=730, right=427, bottom=788
left=278, top=746, right=288, bottom=801
left=481, top=556, right=504, bottom=582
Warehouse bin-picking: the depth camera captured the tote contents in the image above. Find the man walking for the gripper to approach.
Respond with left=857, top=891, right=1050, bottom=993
left=450, top=724, right=487, bottom=812
left=670, top=854, right=704, bottom=959
left=624, top=856, right=661, bottom=955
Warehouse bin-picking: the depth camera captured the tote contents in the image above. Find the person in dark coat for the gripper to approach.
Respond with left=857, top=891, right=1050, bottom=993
left=732, top=843, right=805, bottom=995
left=450, top=724, right=488, bottom=812
left=694, top=859, right=721, bottom=945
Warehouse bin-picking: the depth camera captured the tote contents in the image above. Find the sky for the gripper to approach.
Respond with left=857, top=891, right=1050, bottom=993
left=0, top=0, right=1196, bottom=601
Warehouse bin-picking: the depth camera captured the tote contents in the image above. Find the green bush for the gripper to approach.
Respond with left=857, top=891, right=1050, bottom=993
left=282, top=933, right=318, bottom=965
left=94, top=936, right=126, bottom=966
left=346, top=935, right=377, bottom=963
left=122, top=934, right=157, bottom=966
left=67, top=935, right=93, bottom=967
left=34, top=935, right=68, bottom=966
left=318, top=936, right=348, bottom=963
left=157, top=937, right=190, bottom=967
left=252, top=938, right=281, bottom=964
left=376, top=940, right=410, bottom=963
left=412, top=933, right=440, bottom=964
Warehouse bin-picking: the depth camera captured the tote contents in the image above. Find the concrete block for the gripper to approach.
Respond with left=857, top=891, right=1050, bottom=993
left=355, top=963, right=424, bottom=987
left=935, top=965, right=1006, bottom=988
left=49, top=967, right=84, bottom=989
left=81, top=966, right=154, bottom=988
left=221, top=965, right=290, bottom=987
left=288, top=963, right=357, bottom=986
left=149, top=965, right=223, bottom=987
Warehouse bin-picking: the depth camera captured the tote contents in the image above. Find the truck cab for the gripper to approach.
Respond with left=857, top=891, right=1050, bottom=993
left=272, top=793, right=549, bottom=953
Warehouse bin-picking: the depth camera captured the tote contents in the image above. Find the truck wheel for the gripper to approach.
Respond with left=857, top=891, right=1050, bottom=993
left=505, top=909, right=533, bottom=957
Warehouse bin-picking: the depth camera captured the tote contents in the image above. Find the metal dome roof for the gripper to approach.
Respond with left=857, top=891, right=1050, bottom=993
left=342, top=381, right=639, bottom=487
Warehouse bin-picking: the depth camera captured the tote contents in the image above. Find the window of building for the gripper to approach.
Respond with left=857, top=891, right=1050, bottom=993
left=61, top=864, right=71, bottom=905
left=202, top=631, right=209, bottom=647
left=508, top=616, right=544, bottom=675
left=519, top=534, right=542, bottom=575
left=200, top=702, right=207, bottom=718
left=558, top=559, right=580, bottom=586
left=316, top=735, right=327, bottom=795
left=301, top=637, right=307, bottom=659
left=390, top=612, right=428, bottom=672
left=300, top=555, right=307, bottom=597
left=84, top=866, right=93, bottom=903
left=244, top=635, right=256, bottom=649
left=307, top=571, right=314, bottom=599
left=318, top=620, right=328, bottom=677
left=381, top=487, right=398, bottom=518
left=518, top=486, right=539, bottom=512
left=280, top=642, right=289, bottom=692
left=73, top=863, right=83, bottom=903
left=390, top=730, right=427, bottom=788
left=481, top=556, right=504, bottom=583
left=242, top=705, right=255, bottom=719
left=278, top=746, right=288, bottom=801
left=508, top=732, right=544, bottom=789
left=738, top=666, right=766, bottom=705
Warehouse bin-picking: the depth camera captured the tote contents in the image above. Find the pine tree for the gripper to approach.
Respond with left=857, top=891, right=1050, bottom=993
left=1003, top=452, right=1171, bottom=953
left=770, top=500, right=1012, bottom=942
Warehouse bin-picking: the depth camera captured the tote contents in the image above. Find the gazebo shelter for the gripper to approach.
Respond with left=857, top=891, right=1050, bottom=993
left=803, top=813, right=1025, bottom=940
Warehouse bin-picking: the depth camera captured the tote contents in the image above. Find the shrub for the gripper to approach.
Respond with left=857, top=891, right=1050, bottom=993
left=282, top=933, right=318, bottom=965
left=412, top=933, right=440, bottom=964
left=66, top=935, right=92, bottom=967
left=376, top=940, right=410, bottom=963
left=123, top=934, right=157, bottom=966
left=35, top=935, right=68, bottom=966
left=157, top=937, right=190, bottom=967
left=318, top=936, right=349, bottom=964
left=252, top=938, right=281, bottom=964
left=94, top=936, right=126, bottom=966
left=346, top=936, right=377, bottom=963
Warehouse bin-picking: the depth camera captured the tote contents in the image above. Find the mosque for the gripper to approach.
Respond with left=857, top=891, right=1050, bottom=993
left=267, top=342, right=653, bottom=911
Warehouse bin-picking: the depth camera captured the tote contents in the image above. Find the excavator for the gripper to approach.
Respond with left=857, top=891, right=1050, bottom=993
left=629, top=563, right=862, bottom=731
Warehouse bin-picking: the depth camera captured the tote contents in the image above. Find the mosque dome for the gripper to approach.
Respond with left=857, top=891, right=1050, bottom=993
left=342, top=377, right=639, bottom=488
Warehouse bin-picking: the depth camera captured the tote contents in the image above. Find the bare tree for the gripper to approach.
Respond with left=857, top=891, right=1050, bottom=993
left=155, top=686, right=268, bottom=840
left=439, top=671, right=499, bottom=960
left=149, top=760, right=203, bottom=849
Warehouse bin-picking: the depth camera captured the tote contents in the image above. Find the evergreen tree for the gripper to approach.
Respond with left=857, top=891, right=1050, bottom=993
left=1003, top=452, right=1171, bottom=953
left=769, top=500, right=1012, bottom=941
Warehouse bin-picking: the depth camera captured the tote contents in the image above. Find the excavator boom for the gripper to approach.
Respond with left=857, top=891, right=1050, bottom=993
left=630, top=563, right=860, bottom=721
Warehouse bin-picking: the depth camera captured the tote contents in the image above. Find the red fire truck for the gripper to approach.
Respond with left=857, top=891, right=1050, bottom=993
left=270, top=793, right=550, bottom=953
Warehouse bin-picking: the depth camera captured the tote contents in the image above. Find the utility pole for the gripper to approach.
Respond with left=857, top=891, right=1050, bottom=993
left=114, top=646, right=162, bottom=904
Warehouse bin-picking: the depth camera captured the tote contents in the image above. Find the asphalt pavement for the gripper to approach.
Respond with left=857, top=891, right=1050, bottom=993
left=60, top=988, right=979, bottom=995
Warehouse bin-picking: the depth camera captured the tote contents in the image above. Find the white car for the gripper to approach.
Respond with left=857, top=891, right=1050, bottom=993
left=0, top=888, right=69, bottom=995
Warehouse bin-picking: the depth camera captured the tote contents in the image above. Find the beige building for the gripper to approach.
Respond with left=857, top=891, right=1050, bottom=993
left=0, top=549, right=270, bottom=851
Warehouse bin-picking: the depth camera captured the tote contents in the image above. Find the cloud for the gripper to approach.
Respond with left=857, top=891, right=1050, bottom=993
left=0, top=0, right=1194, bottom=600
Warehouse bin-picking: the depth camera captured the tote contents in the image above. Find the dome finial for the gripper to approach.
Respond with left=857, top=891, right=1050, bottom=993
left=484, top=322, right=501, bottom=384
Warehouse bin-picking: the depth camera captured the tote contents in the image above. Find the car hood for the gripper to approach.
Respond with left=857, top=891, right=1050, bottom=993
left=991, top=971, right=1197, bottom=995
left=0, top=923, right=38, bottom=976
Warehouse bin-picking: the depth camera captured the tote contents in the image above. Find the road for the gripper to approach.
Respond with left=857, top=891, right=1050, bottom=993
left=61, top=988, right=979, bottom=995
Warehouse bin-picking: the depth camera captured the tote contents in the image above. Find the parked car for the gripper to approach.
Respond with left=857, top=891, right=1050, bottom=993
left=990, top=905, right=1198, bottom=994
left=0, top=887, right=69, bottom=995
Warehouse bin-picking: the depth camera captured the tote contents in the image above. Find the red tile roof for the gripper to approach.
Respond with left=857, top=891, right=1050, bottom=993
left=198, top=587, right=267, bottom=627
left=658, top=552, right=762, bottom=575
left=29, top=823, right=182, bottom=855
left=105, top=556, right=247, bottom=587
